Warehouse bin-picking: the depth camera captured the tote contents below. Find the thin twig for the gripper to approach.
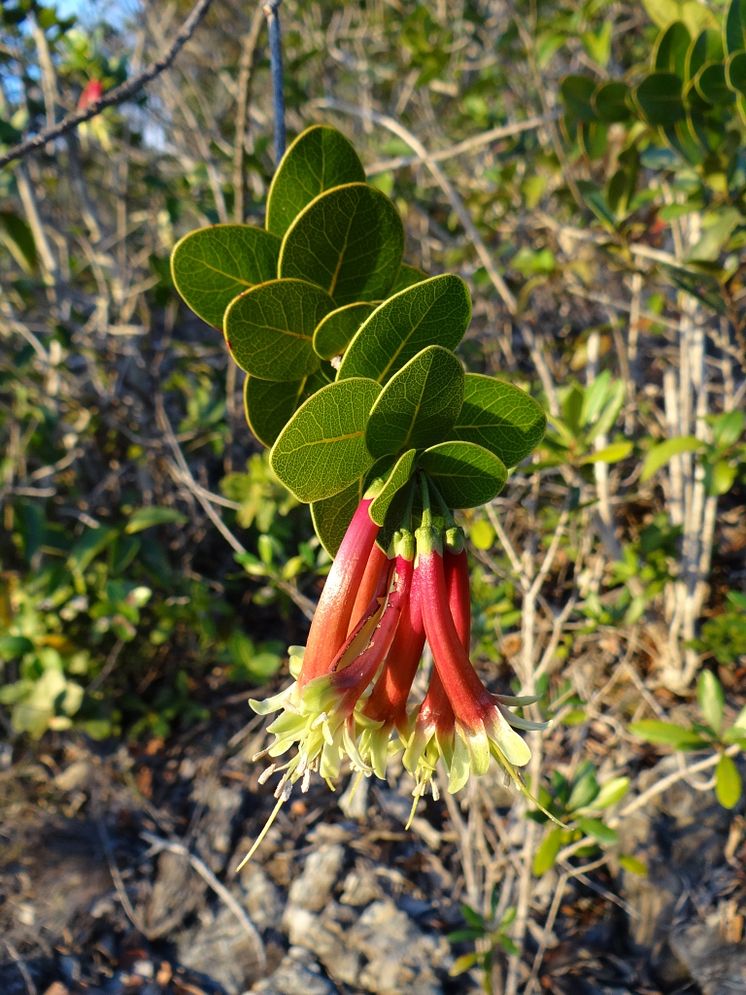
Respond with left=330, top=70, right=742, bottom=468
left=233, top=7, right=266, bottom=223
left=141, top=831, right=267, bottom=972
left=263, top=0, right=286, bottom=160
left=0, top=0, right=215, bottom=169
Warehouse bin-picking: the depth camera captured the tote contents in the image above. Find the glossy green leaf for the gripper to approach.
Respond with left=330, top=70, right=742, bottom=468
left=266, top=125, right=366, bottom=238
left=641, top=435, right=703, bottom=481
left=715, top=754, right=742, bottom=809
left=635, top=72, right=685, bottom=124
left=337, top=274, right=471, bottom=383
left=590, top=776, right=630, bottom=810
left=662, top=114, right=707, bottom=164
left=270, top=377, right=381, bottom=502
left=452, top=374, right=546, bottom=468
left=576, top=817, right=619, bottom=845
left=654, top=20, right=691, bottom=75
left=243, top=366, right=332, bottom=447
left=726, top=50, right=746, bottom=95
left=686, top=28, right=724, bottom=79
left=726, top=0, right=746, bottom=54
left=365, top=346, right=464, bottom=459
left=533, top=826, right=564, bottom=876
left=278, top=183, right=404, bottom=305
left=369, top=449, right=417, bottom=526
left=311, top=477, right=365, bottom=556
left=592, top=81, right=632, bottom=122
left=695, top=60, right=736, bottom=103
left=629, top=719, right=709, bottom=749
left=419, top=441, right=507, bottom=509
left=224, top=278, right=333, bottom=381
left=698, top=669, right=725, bottom=733
left=581, top=441, right=633, bottom=465
left=171, top=225, right=280, bottom=328
left=560, top=74, right=597, bottom=122
left=577, top=180, right=617, bottom=230
left=125, top=507, right=188, bottom=534
left=313, top=302, right=377, bottom=360
left=390, top=263, right=428, bottom=292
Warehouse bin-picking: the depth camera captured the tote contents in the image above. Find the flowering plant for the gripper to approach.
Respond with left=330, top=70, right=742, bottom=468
left=171, top=125, right=547, bottom=852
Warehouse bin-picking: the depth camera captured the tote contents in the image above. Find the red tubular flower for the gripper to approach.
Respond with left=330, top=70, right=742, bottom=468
left=413, top=523, right=531, bottom=792
left=346, top=542, right=391, bottom=636
left=299, top=495, right=380, bottom=687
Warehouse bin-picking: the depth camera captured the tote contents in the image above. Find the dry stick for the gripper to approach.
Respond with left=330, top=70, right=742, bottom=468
left=365, top=114, right=549, bottom=174
left=315, top=98, right=517, bottom=315
left=141, top=831, right=266, bottom=972
left=233, top=6, right=266, bottom=224
left=264, top=0, right=286, bottom=159
left=0, top=0, right=215, bottom=169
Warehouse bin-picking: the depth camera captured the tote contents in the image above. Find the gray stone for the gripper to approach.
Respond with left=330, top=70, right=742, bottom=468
left=287, top=843, right=345, bottom=912
left=351, top=899, right=449, bottom=994
left=284, top=905, right=361, bottom=986
left=175, top=902, right=264, bottom=994
left=250, top=946, right=338, bottom=994
left=241, top=865, right=284, bottom=931
left=670, top=920, right=746, bottom=995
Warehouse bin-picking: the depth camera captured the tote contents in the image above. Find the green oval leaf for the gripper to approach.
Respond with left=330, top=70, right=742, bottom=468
left=726, top=0, right=746, bottom=55
left=686, top=28, right=725, bottom=79
left=224, top=278, right=334, bottom=381
left=452, top=374, right=546, bottom=468
left=337, top=274, right=472, bottom=383
left=533, top=826, right=564, bottom=876
left=726, top=49, right=746, bottom=95
left=365, top=346, right=464, bottom=459
left=628, top=719, right=709, bottom=749
left=715, top=754, right=742, bottom=809
left=576, top=817, right=618, bottom=845
left=125, top=507, right=188, bottom=534
left=313, top=302, right=377, bottom=360
left=243, top=366, right=333, bottom=448
left=591, top=81, right=632, bottom=122
left=369, top=449, right=417, bottom=526
left=266, top=125, right=366, bottom=238
left=311, top=477, right=366, bottom=556
left=270, top=377, right=381, bottom=502
left=697, top=669, right=724, bottom=733
left=560, top=74, right=597, bottom=123
left=171, top=225, right=280, bottom=328
left=278, top=183, right=404, bottom=305
left=419, top=441, right=507, bottom=509
left=694, top=60, right=736, bottom=103
left=635, top=72, right=685, bottom=124
left=641, top=435, right=703, bottom=481
left=654, top=20, right=691, bottom=76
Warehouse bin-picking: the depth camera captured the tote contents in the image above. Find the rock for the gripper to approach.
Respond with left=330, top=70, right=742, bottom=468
left=144, top=850, right=206, bottom=937
left=339, top=862, right=383, bottom=907
left=670, top=920, right=746, bottom=995
left=284, top=905, right=361, bottom=986
left=241, top=866, right=284, bottom=931
left=287, top=844, right=345, bottom=912
left=350, top=899, right=450, bottom=994
left=175, top=902, right=264, bottom=994
left=250, top=946, right=337, bottom=994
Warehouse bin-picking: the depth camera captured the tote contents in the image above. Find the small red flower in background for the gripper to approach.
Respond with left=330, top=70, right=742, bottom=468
left=78, top=79, right=104, bottom=110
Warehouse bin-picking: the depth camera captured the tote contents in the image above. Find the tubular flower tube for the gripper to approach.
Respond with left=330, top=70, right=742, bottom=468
left=357, top=566, right=427, bottom=778
left=249, top=530, right=414, bottom=797
left=413, top=523, right=533, bottom=794
left=347, top=542, right=392, bottom=636
left=299, top=494, right=381, bottom=687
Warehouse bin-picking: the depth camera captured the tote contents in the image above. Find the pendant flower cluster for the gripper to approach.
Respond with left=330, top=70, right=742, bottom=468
left=250, top=485, right=541, bottom=825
